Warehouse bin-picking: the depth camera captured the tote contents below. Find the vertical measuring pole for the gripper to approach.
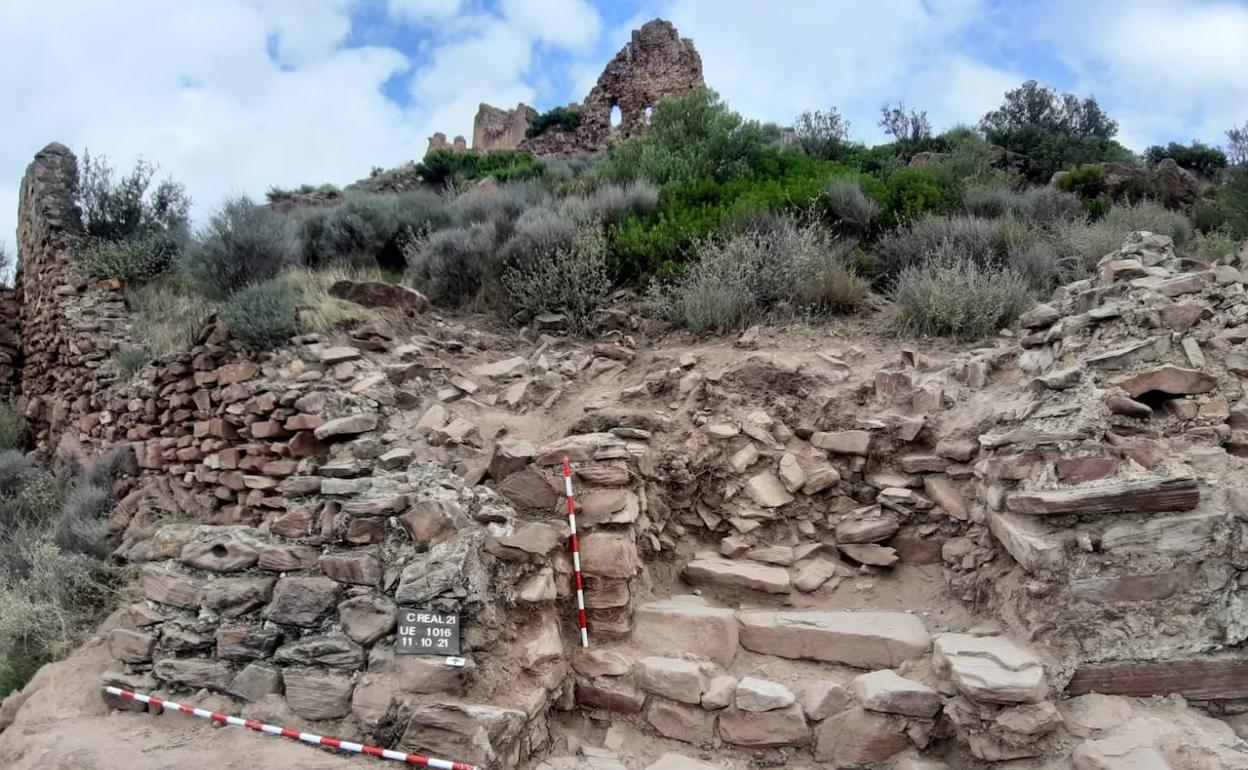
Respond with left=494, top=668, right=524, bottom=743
left=562, top=456, right=589, bottom=648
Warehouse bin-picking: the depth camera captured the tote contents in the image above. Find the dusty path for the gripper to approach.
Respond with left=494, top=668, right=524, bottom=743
left=0, top=623, right=358, bottom=770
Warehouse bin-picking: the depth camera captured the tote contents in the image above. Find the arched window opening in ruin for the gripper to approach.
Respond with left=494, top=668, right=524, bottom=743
left=644, top=106, right=653, bottom=124
left=609, top=103, right=622, bottom=128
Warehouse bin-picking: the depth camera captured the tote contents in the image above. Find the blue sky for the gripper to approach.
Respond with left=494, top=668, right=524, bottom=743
left=2, top=0, right=1247, bottom=266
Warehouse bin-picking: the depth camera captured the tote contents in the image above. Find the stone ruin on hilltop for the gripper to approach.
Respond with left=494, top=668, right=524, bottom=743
left=427, top=19, right=704, bottom=157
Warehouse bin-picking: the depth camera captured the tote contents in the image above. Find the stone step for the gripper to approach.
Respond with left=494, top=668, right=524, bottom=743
left=737, top=610, right=930, bottom=669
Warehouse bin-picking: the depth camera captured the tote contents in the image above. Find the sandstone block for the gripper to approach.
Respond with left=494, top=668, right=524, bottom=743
left=802, top=681, right=854, bottom=721
left=933, top=634, right=1047, bottom=705
left=700, top=675, right=736, bottom=710
left=718, top=703, right=807, bottom=747
left=634, top=597, right=738, bottom=667
left=313, top=413, right=379, bottom=440
left=637, top=657, right=706, bottom=705
left=319, top=550, right=382, bottom=586
left=202, top=576, right=275, bottom=618
left=227, top=662, right=283, bottom=702
left=580, top=532, right=639, bottom=578
left=108, top=628, right=155, bottom=663
left=683, top=556, right=790, bottom=594
left=216, top=625, right=281, bottom=660
left=735, top=677, right=795, bottom=712
left=812, top=430, right=872, bottom=455
left=645, top=698, right=716, bottom=746
left=154, top=658, right=234, bottom=692
left=849, top=669, right=941, bottom=717
left=284, top=667, right=354, bottom=720
left=264, top=576, right=342, bottom=627
left=139, top=565, right=203, bottom=609
left=813, top=707, right=910, bottom=766
left=738, top=610, right=930, bottom=668
left=339, top=595, right=397, bottom=645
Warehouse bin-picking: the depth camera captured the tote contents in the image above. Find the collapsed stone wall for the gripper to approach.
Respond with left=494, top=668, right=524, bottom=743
left=11, top=143, right=136, bottom=454
left=520, top=19, right=703, bottom=156
left=473, top=103, right=537, bottom=152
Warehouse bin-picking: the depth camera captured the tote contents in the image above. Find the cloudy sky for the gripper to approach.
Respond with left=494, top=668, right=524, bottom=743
left=2, top=0, right=1247, bottom=271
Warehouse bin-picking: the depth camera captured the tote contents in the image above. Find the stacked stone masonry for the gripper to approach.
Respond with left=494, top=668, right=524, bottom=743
left=5, top=137, right=1248, bottom=768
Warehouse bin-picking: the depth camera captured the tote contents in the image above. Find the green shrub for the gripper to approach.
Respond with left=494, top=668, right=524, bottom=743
left=597, top=88, right=768, bottom=186
left=219, top=279, right=299, bottom=349
left=1052, top=201, right=1194, bottom=277
left=895, top=253, right=1033, bottom=339
left=77, top=152, right=190, bottom=243
left=794, top=108, right=852, bottom=160
left=265, top=183, right=340, bottom=204
left=825, top=179, right=879, bottom=235
left=0, top=404, right=21, bottom=451
left=527, top=106, right=583, bottom=138
left=501, top=226, right=611, bottom=331
left=183, top=196, right=295, bottom=299
left=406, top=222, right=498, bottom=306
left=980, top=80, right=1128, bottom=181
left=298, top=192, right=447, bottom=272
left=113, top=347, right=150, bottom=378
left=648, top=218, right=865, bottom=331
left=884, top=167, right=961, bottom=221
left=870, top=215, right=1017, bottom=282
left=1056, top=164, right=1105, bottom=198
left=82, top=235, right=174, bottom=284
left=1217, top=166, right=1248, bottom=238
left=1144, top=142, right=1228, bottom=177
left=417, top=149, right=542, bottom=187
left=1101, top=200, right=1193, bottom=244
left=1184, top=229, right=1241, bottom=263
left=965, top=185, right=1082, bottom=224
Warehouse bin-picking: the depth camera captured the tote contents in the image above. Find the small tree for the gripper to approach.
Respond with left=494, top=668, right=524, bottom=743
left=1228, top=122, right=1248, bottom=166
left=77, top=152, right=190, bottom=243
left=794, top=108, right=851, bottom=160
left=879, top=102, right=932, bottom=147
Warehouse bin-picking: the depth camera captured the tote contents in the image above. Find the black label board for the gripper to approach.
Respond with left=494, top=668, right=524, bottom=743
left=395, top=609, right=461, bottom=656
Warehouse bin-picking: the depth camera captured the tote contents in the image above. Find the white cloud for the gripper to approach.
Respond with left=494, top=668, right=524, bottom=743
left=387, top=0, right=465, bottom=24
left=500, top=0, right=602, bottom=50
left=0, top=0, right=420, bottom=277
left=1032, top=0, right=1248, bottom=149
left=652, top=0, right=1016, bottom=142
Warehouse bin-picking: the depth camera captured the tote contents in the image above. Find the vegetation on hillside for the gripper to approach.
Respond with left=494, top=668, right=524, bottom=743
left=0, top=447, right=128, bottom=696
left=74, top=80, right=1246, bottom=348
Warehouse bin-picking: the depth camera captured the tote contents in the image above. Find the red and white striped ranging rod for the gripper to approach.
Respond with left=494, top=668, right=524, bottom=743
left=561, top=456, right=590, bottom=648
left=103, top=686, right=479, bottom=770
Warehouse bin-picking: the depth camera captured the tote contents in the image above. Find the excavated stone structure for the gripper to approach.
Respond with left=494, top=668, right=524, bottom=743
left=5, top=142, right=1248, bottom=768
left=472, top=103, right=537, bottom=152
left=520, top=19, right=704, bottom=155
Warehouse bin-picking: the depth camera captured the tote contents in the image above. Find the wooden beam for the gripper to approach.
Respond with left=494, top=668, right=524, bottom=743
left=1067, top=655, right=1248, bottom=700
left=1005, top=477, right=1199, bottom=516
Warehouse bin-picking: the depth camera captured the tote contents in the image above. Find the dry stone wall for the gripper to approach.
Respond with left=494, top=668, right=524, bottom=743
left=12, top=143, right=135, bottom=455
left=0, top=287, right=18, bottom=399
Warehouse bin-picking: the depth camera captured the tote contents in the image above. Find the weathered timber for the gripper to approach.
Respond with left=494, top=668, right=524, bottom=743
left=1067, top=655, right=1248, bottom=700
left=1005, top=477, right=1199, bottom=516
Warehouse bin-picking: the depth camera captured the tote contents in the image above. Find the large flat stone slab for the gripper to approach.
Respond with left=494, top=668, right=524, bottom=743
left=633, top=596, right=738, bottom=667
left=682, top=557, right=790, bottom=595
left=1005, top=477, right=1199, bottom=516
left=1066, top=654, right=1248, bottom=700
left=737, top=610, right=929, bottom=668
